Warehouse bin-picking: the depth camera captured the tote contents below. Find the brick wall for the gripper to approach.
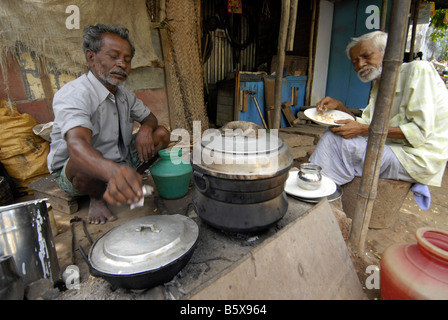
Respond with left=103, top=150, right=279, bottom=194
left=0, top=52, right=52, bottom=123
left=0, top=53, right=169, bottom=127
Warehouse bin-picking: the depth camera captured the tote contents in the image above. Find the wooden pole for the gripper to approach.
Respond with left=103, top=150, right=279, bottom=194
left=409, top=0, right=421, bottom=61
left=155, top=0, right=176, bottom=131
left=37, top=56, right=55, bottom=121
left=305, top=0, right=317, bottom=106
left=273, top=0, right=290, bottom=129
left=349, top=0, right=412, bottom=255
left=286, top=0, right=298, bottom=51
left=380, top=0, right=388, bottom=31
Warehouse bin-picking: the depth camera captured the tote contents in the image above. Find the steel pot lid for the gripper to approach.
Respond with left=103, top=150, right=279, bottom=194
left=89, top=214, right=199, bottom=276
left=193, top=133, right=292, bottom=179
left=201, top=134, right=282, bottom=155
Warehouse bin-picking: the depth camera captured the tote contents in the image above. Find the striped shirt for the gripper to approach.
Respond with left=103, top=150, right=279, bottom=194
left=357, top=61, right=448, bottom=186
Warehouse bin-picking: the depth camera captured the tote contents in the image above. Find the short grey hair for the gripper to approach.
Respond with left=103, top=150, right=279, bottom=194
left=82, top=24, right=135, bottom=58
left=345, top=31, right=388, bottom=60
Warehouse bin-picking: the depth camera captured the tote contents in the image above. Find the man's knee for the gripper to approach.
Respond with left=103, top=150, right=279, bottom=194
left=63, top=159, right=105, bottom=197
left=320, top=129, right=339, bottom=144
left=311, top=130, right=339, bottom=155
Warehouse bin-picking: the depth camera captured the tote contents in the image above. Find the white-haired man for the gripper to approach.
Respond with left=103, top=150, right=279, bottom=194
left=309, top=31, right=448, bottom=208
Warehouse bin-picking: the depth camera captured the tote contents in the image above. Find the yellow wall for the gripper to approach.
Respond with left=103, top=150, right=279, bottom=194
left=16, top=52, right=76, bottom=100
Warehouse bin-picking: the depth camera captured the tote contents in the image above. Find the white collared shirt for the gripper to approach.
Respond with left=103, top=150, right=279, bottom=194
left=357, top=61, right=448, bottom=186
left=47, top=71, right=151, bottom=173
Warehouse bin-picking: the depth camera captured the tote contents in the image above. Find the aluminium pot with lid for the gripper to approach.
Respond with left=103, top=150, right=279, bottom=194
left=192, top=122, right=292, bottom=179
left=191, top=121, right=293, bottom=233
left=83, top=214, right=199, bottom=290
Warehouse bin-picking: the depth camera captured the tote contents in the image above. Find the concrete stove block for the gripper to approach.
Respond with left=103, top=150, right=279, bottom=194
left=187, top=199, right=366, bottom=300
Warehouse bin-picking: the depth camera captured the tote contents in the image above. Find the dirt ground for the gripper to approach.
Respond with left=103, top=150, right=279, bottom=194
left=352, top=165, right=448, bottom=300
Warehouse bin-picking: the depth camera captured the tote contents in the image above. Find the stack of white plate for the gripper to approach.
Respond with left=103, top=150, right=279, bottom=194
left=284, top=170, right=342, bottom=203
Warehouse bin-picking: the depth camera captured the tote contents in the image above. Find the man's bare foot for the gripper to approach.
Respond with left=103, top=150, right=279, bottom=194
left=88, top=197, right=116, bottom=224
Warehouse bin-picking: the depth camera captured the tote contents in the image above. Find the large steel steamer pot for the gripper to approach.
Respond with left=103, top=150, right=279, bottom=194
left=191, top=122, right=293, bottom=232
left=0, top=199, right=60, bottom=287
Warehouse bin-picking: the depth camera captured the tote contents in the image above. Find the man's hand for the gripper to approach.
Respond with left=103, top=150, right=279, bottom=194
left=330, top=120, right=369, bottom=139
left=103, top=165, right=143, bottom=206
left=136, top=113, right=159, bottom=163
left=316, top=97, right=344, bottom=114
left=135, top=126, right=155, bottom=163
left=316, top=96, right=354, bottom=118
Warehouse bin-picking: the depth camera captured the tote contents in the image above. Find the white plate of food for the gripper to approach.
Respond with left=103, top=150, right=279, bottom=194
left=284, top=170, right=337, bottom=199
left=304, top=108, right=355, bottom=127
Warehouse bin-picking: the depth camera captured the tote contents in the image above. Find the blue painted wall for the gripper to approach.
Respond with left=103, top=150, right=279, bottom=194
left=238, top=76, right=307, bottom=127
left=326, top=0, right=392, bottom=109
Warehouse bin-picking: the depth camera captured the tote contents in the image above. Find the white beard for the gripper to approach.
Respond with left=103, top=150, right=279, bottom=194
left=357, top=65, right=382, bottom=83
left=98, top=70, right=128, bottom=87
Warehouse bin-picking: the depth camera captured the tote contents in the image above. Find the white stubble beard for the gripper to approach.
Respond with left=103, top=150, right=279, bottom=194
left=98, top=70, right=128, bottom=88
left=357, top=65, right=382, bottom=83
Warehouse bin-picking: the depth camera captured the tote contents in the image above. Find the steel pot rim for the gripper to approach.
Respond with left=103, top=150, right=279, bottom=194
left=80, top=243, right=197, bottom=290
left=0, top=198, right=49, bottom=212
left=192, top=126, right=293, bottom=178
left=191, top=157, right=293, bottom=179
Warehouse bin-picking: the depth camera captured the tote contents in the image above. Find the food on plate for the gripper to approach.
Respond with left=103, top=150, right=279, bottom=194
left=304, top=108, right=354, bottom=127
left=315, top=113, right=338, bottom=123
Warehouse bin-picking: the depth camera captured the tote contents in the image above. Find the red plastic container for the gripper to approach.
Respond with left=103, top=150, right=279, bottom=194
left=380, top=227, right=448, bottom=300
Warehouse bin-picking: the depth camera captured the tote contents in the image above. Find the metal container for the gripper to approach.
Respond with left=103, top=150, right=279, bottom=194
left=191, top=121, right=293, bottom=232
left=297, top=163, right=322, bottom=191
left=0, top=255, right=24, bottom=300
left=0, top=199, right=60, bottom=287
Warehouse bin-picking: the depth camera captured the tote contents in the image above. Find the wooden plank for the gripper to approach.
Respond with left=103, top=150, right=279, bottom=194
left=234, top=72, right=241, bottom=121
left=29, top=176, right=79, bottom=214
left=34, top=190, right=78, bottom=214
left=240, top=90, right=249, bottom=112
left=281, top=102, right=300, bottom=126
left=291, top=86, right=299, bottom=105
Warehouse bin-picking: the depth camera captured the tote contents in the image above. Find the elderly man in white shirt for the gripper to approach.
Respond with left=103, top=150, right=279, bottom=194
left=309, top=31, right=448, bottom=209
left=47, top=24, right=170, bottom=224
